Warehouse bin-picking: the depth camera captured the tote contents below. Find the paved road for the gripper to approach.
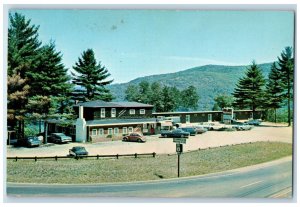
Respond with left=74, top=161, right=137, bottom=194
left=6, top=157, right=293, bottom=199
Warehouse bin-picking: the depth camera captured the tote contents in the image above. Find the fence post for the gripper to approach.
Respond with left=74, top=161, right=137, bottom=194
left=152, top=152, right=156, bottom=158
left=15, top=156, right=17, bottom=162
left=55, top=156, right=57, bottom=161
left=35, top=156, right=37, bottom=162
left=97, top=154, right=99, bottom=160
left=116, top=154, right=119, bottom=159
left=135, top=153, right=137, bottom=158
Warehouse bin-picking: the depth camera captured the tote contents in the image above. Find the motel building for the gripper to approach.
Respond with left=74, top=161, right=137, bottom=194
left=47, top=100, right=263, bottom=143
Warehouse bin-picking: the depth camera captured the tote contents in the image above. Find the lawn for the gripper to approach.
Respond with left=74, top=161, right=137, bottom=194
left=7, top=141, right=292, bottom=184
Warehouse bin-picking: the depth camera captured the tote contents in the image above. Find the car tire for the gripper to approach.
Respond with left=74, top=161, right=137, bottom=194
left=123, top=137, right=128, bottom=142
left=137, top=138, right=142, bottom=143
left=181, top=134, right=184, bottom=138
left=163, top=134, right=168, bottom=138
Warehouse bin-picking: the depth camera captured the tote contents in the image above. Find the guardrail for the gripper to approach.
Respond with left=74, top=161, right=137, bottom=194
left=7, top=152, right=156, bottom=162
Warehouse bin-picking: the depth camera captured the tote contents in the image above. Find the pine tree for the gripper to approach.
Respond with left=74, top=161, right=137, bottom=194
left=264, top=62, right=284, bottom=123
left=232, top=61, right=265, bottom=114
left=277, top=47, right=294, bottom=126
left=8, top=12, right=41, bottom=77
left=8, top=12, right=41, bottom=139
left=7, top=73, right=30, bottom=139
left=27, top=41, right=72, bottom=97
left=72, top=49, right=114, bottom=101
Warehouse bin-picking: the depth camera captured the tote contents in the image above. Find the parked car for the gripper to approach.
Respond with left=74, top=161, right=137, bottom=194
left=178, top=127, right=197, bottom=136
left=49, top=133, right=72, bottom=144
left=193, top=126, right=208, bottom=134
left=123, top=133, right=146, bottom=143
left=199, top=122, right=225, bottom=131
left=69, top=146, right=88, bottom=156
left=245, top=119, right=261, bottom=126
left=161, top=129, right=189, bottom=138
left=16, top=136, right=41, bottom=147
left=232, top=123, right=252, bottom=131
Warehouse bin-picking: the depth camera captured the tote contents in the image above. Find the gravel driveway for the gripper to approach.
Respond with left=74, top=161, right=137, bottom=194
left=6, top=122, right=293, bottom=157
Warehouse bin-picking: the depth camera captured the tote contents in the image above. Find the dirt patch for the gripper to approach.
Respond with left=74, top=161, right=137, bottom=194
left=6, top=122, right=293, bottom=157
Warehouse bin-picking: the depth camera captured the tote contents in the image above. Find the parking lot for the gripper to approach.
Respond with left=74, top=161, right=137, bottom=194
left=6, top=122, right=293, bottom=157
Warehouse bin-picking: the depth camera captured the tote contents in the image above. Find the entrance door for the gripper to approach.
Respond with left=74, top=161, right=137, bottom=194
left=208, top=114, right=212, bottom=122
left=186, top=115, right=190, bottom=124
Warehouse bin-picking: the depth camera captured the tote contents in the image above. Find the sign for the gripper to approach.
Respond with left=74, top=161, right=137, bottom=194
left=173, top=138, right=186, bottom=144
left=176, top=143, right=183, bottom=153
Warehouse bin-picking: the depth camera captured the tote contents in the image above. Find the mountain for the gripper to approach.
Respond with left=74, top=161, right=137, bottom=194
left=108, top=63, right=273, bottom=110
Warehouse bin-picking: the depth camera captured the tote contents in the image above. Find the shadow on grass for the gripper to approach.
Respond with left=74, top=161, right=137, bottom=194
left=154, top=173, right=164, bottom=179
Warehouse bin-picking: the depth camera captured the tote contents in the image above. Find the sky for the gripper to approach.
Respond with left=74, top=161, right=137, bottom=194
left=9, top=9, right=294, bottom=83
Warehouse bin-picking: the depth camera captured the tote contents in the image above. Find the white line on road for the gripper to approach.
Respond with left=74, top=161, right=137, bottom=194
left=240, top=180, right=263, bottom=189
left=270, top=187, right=292, bottom=198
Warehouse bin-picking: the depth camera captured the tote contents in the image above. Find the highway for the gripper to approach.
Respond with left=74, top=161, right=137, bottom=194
left=6, top=157, right=293, bottom=199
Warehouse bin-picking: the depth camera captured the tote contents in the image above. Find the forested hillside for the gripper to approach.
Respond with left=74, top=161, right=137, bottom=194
left=108, top=63, right=273, bottom=110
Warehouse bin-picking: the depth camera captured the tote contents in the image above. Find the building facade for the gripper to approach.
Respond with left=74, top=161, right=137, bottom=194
left=47, top=100, right=263, bottom=143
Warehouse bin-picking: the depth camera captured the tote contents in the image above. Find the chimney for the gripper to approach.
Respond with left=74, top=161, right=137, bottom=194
left=79, top=106, right=84, bottom=119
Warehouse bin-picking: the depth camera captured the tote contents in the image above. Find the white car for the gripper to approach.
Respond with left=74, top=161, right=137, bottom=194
left=232, top=123, right=252, bottom=131
left=198, top=122, right=225, bottom=131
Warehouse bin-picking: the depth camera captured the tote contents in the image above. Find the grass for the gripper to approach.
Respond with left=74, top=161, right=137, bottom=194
left=7, top=141, right=292, bottom=184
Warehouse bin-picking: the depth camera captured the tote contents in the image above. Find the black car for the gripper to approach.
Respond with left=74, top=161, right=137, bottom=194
left=49, top=133, right=72, bottom=144
left=69, top=146, right=89, bottom=157
left=178, top=127, right=197, bottom=136
left=16, top=136, right=41, bottom=147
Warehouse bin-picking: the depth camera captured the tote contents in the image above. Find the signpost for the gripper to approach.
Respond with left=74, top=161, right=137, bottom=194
left=173, top=137, right=186, bottom=177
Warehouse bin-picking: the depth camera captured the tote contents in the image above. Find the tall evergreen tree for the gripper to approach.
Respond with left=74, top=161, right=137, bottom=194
left=27, top=41, right=72, bottom=97
left=232, top=61, right=265, bottom=114
left=72, top=49, right=114, bottom=101
left=264, top=62, right=284, bottom=123
left=8, top=12, right=41, bottom=77
left=8, top=12, right=41, bottom=139
left=277, top=47, right=294, bottom=126
left=7, top=73, right=30, bottom=139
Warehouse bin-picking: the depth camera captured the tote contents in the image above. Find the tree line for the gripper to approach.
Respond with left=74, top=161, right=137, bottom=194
left=212, top=47, right=294, bottom=125
left=125, top=81, right=199, bottom=112
left=8, top=13, right=114, bottom=141
left=7, top=12, right=294, bottom=142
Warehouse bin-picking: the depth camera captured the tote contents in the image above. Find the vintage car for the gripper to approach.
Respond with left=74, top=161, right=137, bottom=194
left=123, top=133, right=146, bottom=143
left=69, top=146, right=88, bottom=156
left=161, top=129, right=189, bottom=138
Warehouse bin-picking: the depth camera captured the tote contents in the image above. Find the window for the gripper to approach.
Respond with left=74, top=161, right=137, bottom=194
left=94, top=110, right=100, bottom=118
left=128, top=127, right=133, bottom=133
left=111, top=108, right=116, bottom=118
left=92, top=129, right=97, bottom=136
left=114, top=128, right=119, bottom=134
left=101, top=108, right=105, bottom=118
left=130, top=109, right=135, bottom=115
left=122, top=127, right=127, bottom=134
left=108, top=128, right=113, bottom=135
left=140, top=109, right=145, bottom=114
left=98, top=128, right=104, bottom=135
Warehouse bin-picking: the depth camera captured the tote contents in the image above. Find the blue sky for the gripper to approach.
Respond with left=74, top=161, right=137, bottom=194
left=10, top=9, right=294, bottom=83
